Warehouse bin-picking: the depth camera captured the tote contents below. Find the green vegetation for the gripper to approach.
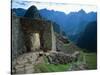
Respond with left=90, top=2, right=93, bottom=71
left=34, top=56, right=71, bottom=72
left=84, top=53, right=97, bottom=69
left=43, top=56, right=48, bottom=63
left=63, top=43, right=80, bottom=54
left=35, top=63, right=71, bottom=73
left=76, top=50, right=97, bottom=69
left=34, top=50, right=97, bottom=73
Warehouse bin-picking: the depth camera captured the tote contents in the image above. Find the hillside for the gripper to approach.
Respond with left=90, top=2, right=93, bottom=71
left=77, top=21, right=97, bottom=52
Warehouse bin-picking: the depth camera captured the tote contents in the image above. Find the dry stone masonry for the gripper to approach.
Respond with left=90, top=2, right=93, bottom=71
left=20, top=17, right=53, bottom=52
left=12, top=5, right=82, bottom=74
left=12, top=52, right=44, bottom=74
left=12, top=10, right=57, bottom=74
left=12, top=13, right=26, bottom=60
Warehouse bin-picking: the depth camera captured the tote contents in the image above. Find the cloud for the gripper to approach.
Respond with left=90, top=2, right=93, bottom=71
left=15, top=1, right=26, bottom=6
left=12, top=0, right=97, bottom=13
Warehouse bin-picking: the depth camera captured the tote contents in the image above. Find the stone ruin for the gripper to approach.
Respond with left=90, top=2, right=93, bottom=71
left=12, top=5, right=81, bottom=74
left=12, top=12, right=56, bottom=60
left=12, top=12, right=58, bottom=73
left=20, top=17, right=56, bottom=52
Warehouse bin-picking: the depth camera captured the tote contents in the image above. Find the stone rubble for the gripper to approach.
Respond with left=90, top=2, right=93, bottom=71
left=12, top=52, right=44, bottom=74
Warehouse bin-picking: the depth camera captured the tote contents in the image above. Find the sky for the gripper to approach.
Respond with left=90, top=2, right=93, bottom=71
left=12, top=0, right=97, bottom=14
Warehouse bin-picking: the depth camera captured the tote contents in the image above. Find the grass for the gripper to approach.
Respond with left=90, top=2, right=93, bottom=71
left=43, top=56, right=49, bottom=63
left=34, top=51, right=97, bottom=73
left=84, top=53, right=97, bottom=69
left=34, top=56, right=71, bottom=72
left=34, top=63, right=71, bottom=73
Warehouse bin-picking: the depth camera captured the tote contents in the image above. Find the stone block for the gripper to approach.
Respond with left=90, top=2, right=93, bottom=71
left=15, top=64, right=24, bottom=70
left=16, top=58, right=28, bottom=64
left=16, top=67, right=25, bottom=74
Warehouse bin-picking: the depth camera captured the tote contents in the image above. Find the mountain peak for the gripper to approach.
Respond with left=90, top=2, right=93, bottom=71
left=78, top=9, right=86, bottom=13
left=27, top=5, right=37, bottom=10
left=24, top=5, right=41, bottom=19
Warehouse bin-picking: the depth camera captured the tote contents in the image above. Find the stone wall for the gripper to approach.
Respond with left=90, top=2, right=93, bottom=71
left=12, top=13, right=26, bottom=60
left=12, top=6, right=57, bottom=59
left=12, top=14, right=56, bottom=60
left=20, top=18, right=53, bottom=52
left=30, top=33, right=40, bottom=51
